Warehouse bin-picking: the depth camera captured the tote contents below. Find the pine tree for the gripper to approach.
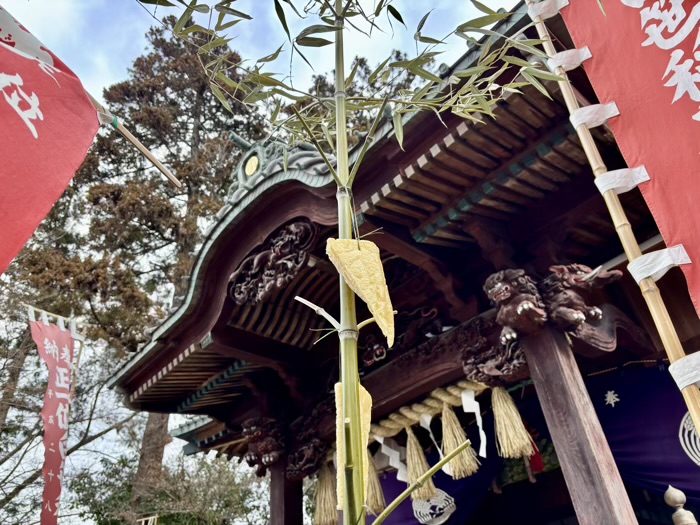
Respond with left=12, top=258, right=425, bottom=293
left=0, top=16, right=264, bottom=521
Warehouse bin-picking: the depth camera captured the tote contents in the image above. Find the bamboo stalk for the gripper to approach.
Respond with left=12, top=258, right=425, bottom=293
left=527, top=1, right=700, bottom=432
left=334, top=1, right=365, bottom=524
left=87, top=93, right=182, bottom=189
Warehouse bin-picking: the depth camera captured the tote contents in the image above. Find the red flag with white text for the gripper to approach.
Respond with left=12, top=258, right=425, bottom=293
left=559, top=0, right=700, bottom=314
left=0, top=6, right=99, bottom=274
left=29, top=320, right=76, bottom=525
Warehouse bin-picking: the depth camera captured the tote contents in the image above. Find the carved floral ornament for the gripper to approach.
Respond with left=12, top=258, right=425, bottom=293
left=484, top=263, right=623, bottom=345
left=228, top=219, right=318, bottom=305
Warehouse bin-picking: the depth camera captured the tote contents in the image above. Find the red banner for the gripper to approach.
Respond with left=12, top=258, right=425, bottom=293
left=560, top=0, right=700, bottom=315
left=29, top=321, right=75, bottom=525
left=0, top=7, right=99, bottom=275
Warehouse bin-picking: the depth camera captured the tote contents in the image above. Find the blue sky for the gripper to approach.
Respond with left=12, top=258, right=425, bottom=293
left=5, top=0, right=518, bottom=100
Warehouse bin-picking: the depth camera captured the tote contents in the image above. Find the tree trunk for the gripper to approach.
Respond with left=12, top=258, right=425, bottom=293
left=131, top=412, right=170, bottom=510
left=0, top=335, right=31, bottom=436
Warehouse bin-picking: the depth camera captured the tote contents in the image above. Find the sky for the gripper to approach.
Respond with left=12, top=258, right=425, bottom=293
left=4, top=0, right=519, bottom=101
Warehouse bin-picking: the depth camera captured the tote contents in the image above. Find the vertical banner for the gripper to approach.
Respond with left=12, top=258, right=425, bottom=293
left=29, top=320, right=75, bottom=525
left=559, top=0, right=700, bottom=315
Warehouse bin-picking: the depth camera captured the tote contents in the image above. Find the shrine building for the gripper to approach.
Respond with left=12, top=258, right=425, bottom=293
left=109, top=4, right=700, bottom=524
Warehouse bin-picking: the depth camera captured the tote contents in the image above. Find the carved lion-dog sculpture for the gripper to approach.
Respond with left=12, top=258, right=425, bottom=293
left=540, top=264, right=622, bottom=330
left=242, top=417, right=285, bottom=477
left=484, top=269, right=547, bottom=345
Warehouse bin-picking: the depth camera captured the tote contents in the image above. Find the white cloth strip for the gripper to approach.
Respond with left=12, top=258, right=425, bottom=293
left=570, top=102, right=619, bottom=130
left=627, top=245, right=691, bottom=284
left=462, top=390, right=487, bottom=458
left=419, top=414, right=452, bottom=476
left=27, top=306, right=36, bottom=323
left=595, top=166, right=650, bottom=195
left=374, top=435, right=408, bottom=482
left=669, top=352, right=700, bottom=390
left=97, top=111, right=114, bottom=127
left=527, top=0, right=570, bottom=21
left=547, top=47, right=592, bottom=72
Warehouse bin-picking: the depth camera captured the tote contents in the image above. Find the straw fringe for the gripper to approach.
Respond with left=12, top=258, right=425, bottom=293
left=441, top=403, right=479, bottom=479
left=492, top=386, right=534, bottom=459
left=314, top=463, right=338, bottom=525
left=405, top=426, right=436, bottom=501
left=366, top=449, right=386, bottom=515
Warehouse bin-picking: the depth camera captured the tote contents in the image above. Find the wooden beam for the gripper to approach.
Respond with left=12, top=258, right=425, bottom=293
left=209, top=326, right=301, bottom=367
left=270, top=462, right=303, bottom=525
left=521, top=326, right=638, bottom=525
left=358, top=214, right=477, bottom=321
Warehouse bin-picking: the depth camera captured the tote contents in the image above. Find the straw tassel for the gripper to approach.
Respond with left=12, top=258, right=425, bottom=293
left=441, top=402, right=480, bottom=479
left=366, top=449, right=386, bottom=515
left=314, top=463, right=338, bottom=525
left=491, top=386, right=535, bottom=459
left=405, top=426, right=436, bottom=501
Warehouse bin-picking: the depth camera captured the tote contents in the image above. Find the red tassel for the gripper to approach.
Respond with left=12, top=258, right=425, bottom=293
left=529, top=441, right=545, bottom=473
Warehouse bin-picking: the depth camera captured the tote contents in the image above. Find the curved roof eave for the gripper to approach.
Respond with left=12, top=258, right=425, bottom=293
left=108, top=166, right=334, bottom=391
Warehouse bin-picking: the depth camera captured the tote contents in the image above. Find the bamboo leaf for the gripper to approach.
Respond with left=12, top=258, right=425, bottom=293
left=374, top=0, right=386, bottom=17
left=387, top=5, right=406, bottom=27
left=410, top=66, right=444, bottom=84
left=296, top=36, right=333, bottom=47
left=215, top=14, right=240, bottom=31
left=257, top=44, right=284, bottom=64
left=280, top=0, right=303, bottom=19
left=523, top=66, right=563, bottom=82
left=210, top=83, right=232, bottom=113
left=139, top=0, right=176, bottom=5
left=502, top=56, right=534, bottom=68
left=345, top=60, right=360, bottom=90
left=180, top=24, right=213, bottom=36
left=271, top=98, right=281, bottom=122
left=453, top=64, right=491, bottom=78
left=297, top=24, right=340, bottom=39
left=273, top=0, right=291, bottom=40
left=368, top=56, right=391, bottom=85
left=393, top=110, right=404, bottom=150
left=416, top=34, right=444, bottom=45
left=521, top=70, right=551, bottom=99
left=199, top=36, right=231, bottom=54
left=471, top=0, right=496, bottom=14
left=416, top=10, right=433, bottom=32
left=214, top=5, right=252, bottom=20
left=174, top=1, right=197, bottom=34
left=457, top=13, right=510, bottom=31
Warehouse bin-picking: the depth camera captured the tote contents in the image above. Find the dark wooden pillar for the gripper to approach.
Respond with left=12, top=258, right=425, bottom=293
left=522, top=326, right=638, bottom=525
left=270, top=462, right=303, bottom=525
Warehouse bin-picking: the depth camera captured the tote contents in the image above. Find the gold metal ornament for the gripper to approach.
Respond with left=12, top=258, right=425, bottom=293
left=244, top=155, right=259, bottom=177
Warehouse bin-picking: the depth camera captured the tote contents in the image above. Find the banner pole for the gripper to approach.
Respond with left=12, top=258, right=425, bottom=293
left=87, top=93, right=182, bottom=189
left=527, top=1, right=700, bottom=433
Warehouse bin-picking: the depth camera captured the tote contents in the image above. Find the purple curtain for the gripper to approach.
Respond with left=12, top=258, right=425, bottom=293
left=369, top=365, right=700, bottom=524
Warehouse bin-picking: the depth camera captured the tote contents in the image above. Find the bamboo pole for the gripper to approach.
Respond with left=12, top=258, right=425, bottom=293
left=87, top=93, right=182, bottom=189
left=334, top=1, right=365, bottom=524
left=527, top=1, right=700, bottom=432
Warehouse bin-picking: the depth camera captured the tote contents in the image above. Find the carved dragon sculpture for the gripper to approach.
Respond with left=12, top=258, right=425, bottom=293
left=540, top=264, right=622, bottom=331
